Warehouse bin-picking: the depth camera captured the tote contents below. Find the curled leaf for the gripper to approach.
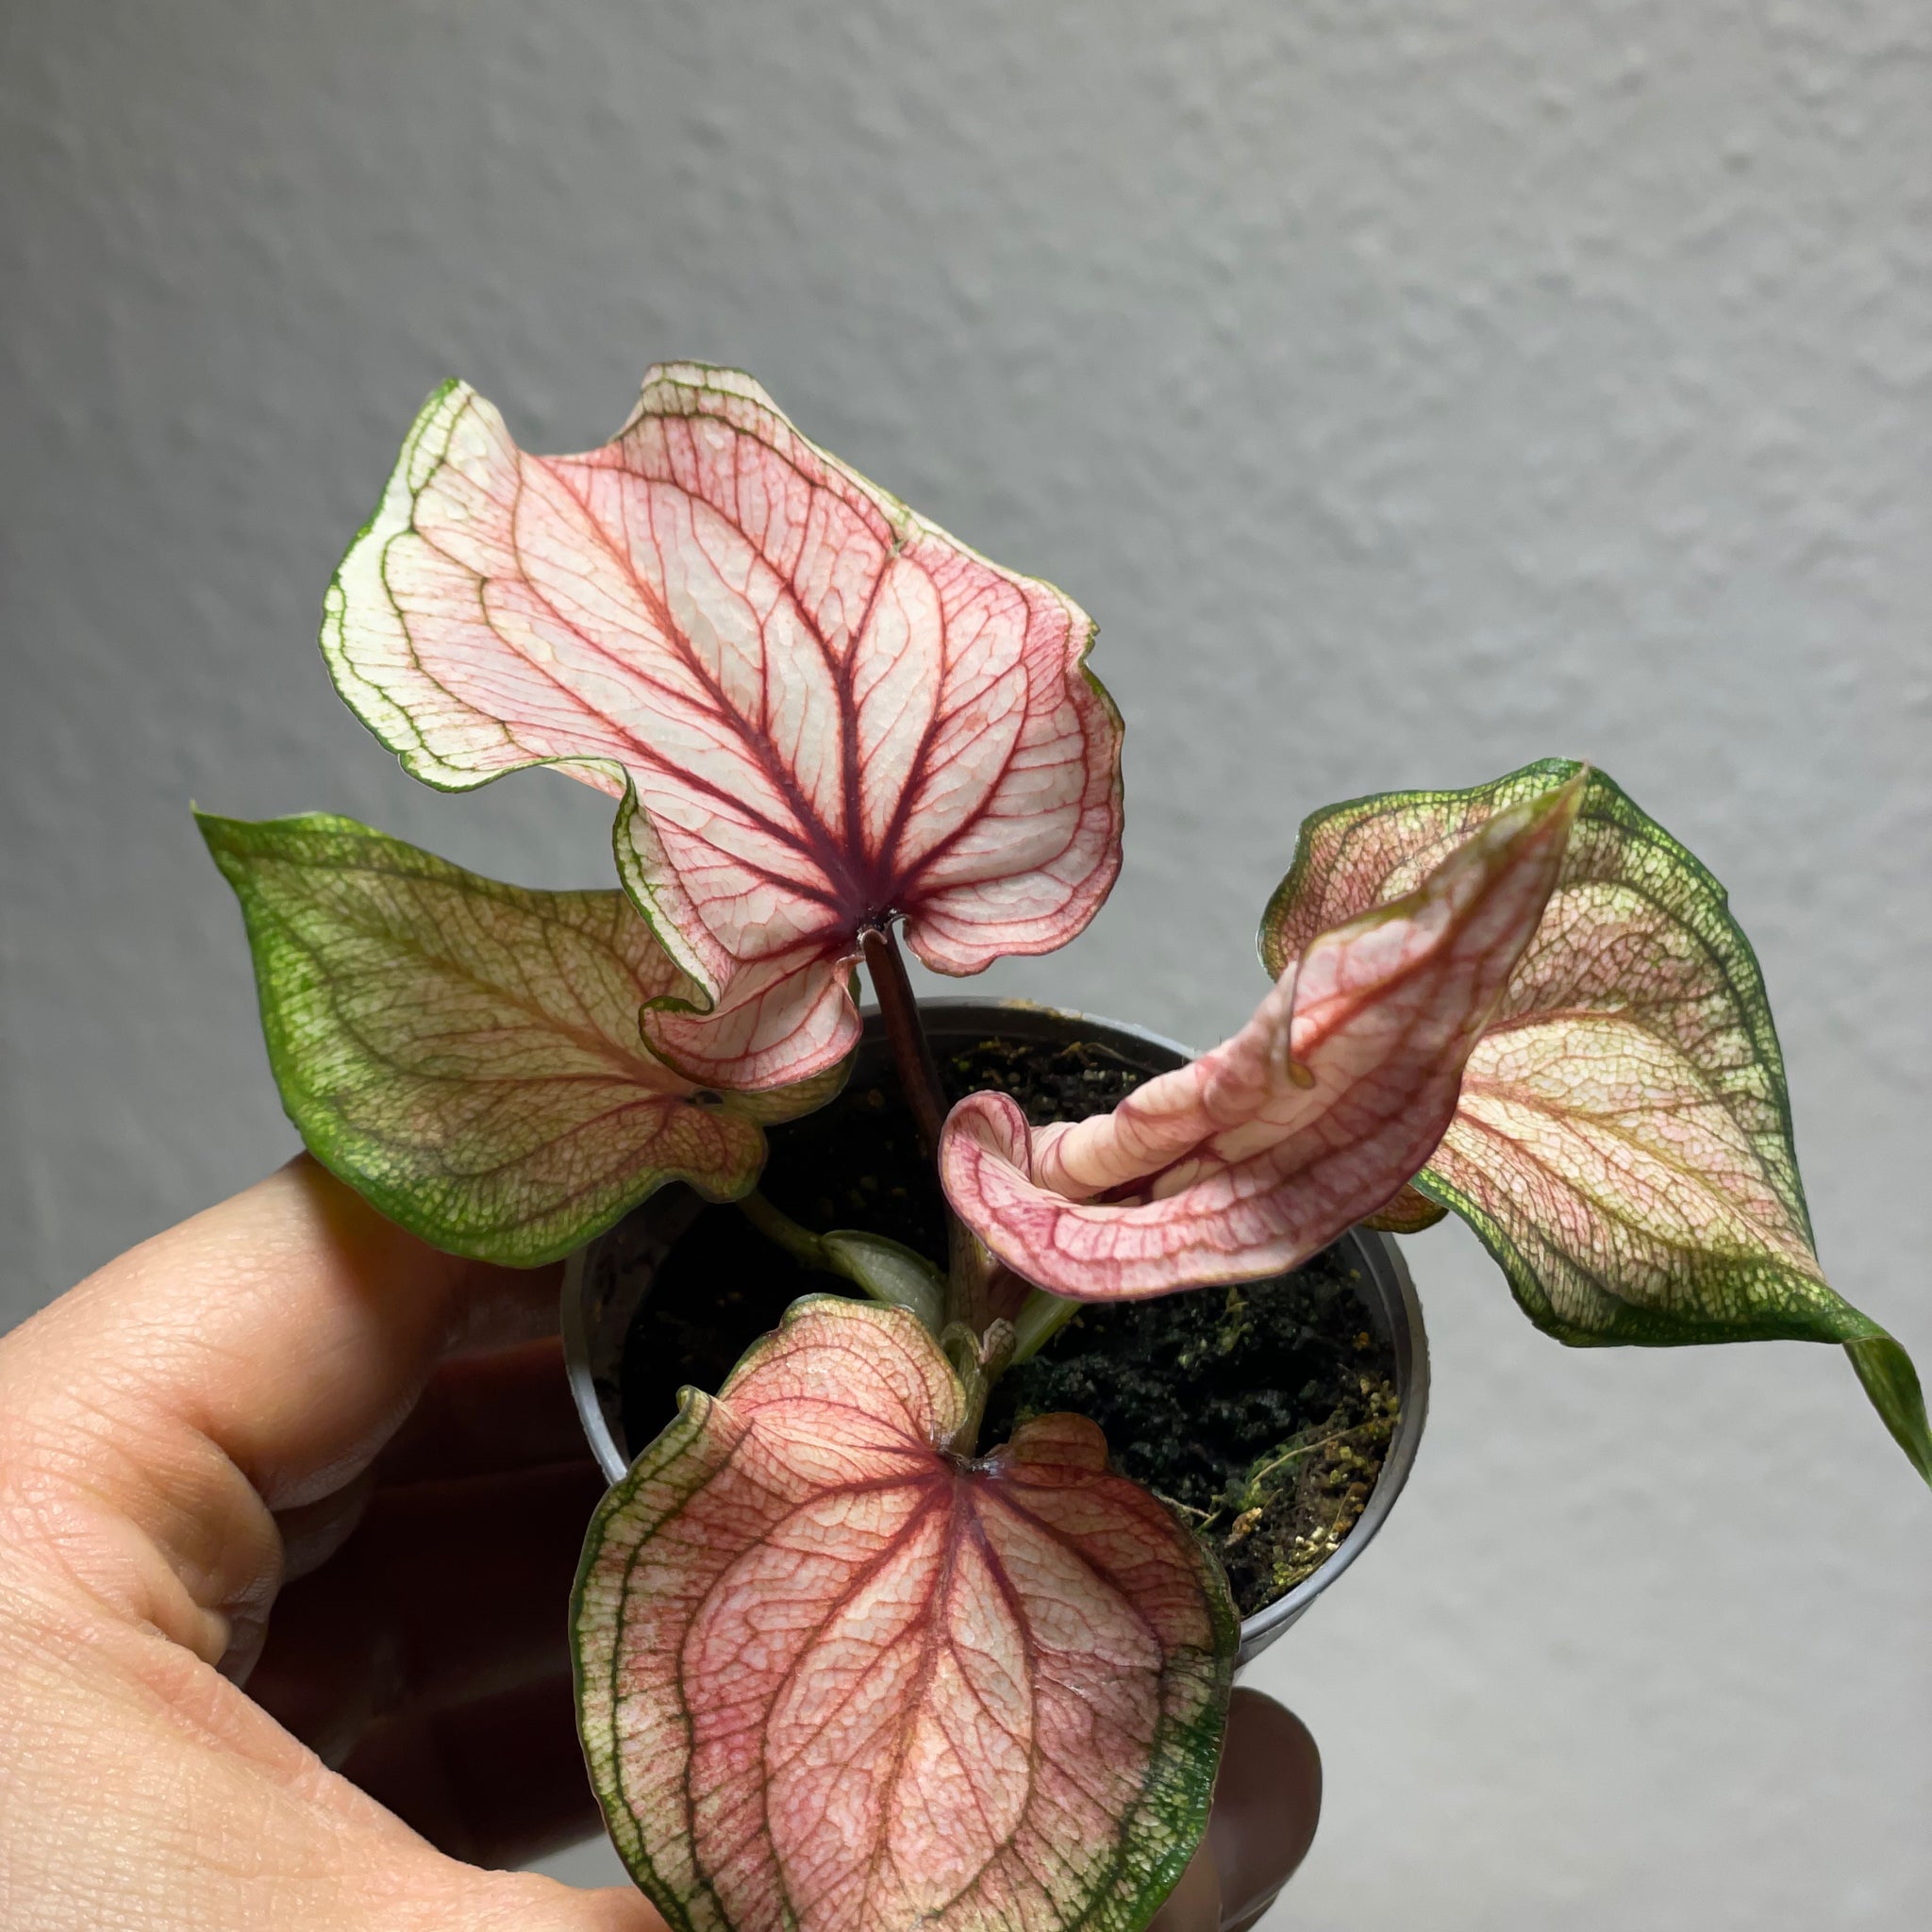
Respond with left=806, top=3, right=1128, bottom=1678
left=1359, top=1185, right=1450, bottom=1235
left=1261, top=759, right=1932, bottom=1484
left=574, top=1296, right=1236, bottom=1932
left=199, top=812, right=841, bottom=1265
left=736, top=1192, right=947, bottom=1330
left=819, top=1230, right=946, bottom=1332
left=323, top=364, right=1124, bottom=1091
left=938, top=780, right=1580, bottom=1297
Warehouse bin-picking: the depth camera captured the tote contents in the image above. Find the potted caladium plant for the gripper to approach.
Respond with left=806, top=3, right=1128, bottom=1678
left=203, top=362, right=1930, bottom=1932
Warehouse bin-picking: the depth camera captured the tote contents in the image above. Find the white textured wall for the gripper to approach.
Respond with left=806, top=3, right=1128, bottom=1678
left=4, top=3, right=1926, bottom=1925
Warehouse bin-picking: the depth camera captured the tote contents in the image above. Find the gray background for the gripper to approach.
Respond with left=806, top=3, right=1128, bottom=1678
left=3, top=3, right=1926, bottom=1926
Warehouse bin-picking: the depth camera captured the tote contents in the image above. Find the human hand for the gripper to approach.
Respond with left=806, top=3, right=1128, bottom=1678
left=0, top=1156, right=652, bottom=1930
left=0, top=1158, right=1320, bottom=1931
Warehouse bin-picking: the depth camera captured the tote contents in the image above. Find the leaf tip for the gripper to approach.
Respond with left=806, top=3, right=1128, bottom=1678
left=1845, top=1334, right=1932, bottom=1491
left=673, top=1382, right=716, bottom=1431
left=1513, top=758, right=1590, bottom=842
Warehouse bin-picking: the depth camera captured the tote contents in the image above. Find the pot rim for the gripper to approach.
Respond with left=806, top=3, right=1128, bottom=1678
left=561, top=995, right=1430, bottom=1669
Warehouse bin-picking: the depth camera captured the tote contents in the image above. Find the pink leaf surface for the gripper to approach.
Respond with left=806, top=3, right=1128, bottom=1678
left=574, top=1297, right=1235, bottom=1932
left=324, top=366, right=1124, bottom=1090
left=937, top=779, right=1582, bottom=1297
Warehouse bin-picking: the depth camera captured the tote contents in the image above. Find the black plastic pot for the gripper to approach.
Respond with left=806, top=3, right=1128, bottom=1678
left=562, top=998, right=1429, bottom=1670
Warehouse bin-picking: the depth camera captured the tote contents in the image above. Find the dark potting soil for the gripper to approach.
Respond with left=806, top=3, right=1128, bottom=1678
left=619, top=1035, right=1398, bottom=1620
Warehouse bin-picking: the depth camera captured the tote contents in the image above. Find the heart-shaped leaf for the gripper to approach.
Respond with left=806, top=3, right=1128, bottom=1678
left=573, top=1296, right=1236, bottom=1932
left=1260, top=759, right=1932, bottom=1485
left=200, top=811, right=841, bottom=1265
left=937, top=778, right=1581, bottom=1297
left=322, top=364, right=1124, bottom=1091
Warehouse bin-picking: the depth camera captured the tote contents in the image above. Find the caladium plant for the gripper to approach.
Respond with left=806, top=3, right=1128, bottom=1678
left=204, top=361, right=1929, bottom=1932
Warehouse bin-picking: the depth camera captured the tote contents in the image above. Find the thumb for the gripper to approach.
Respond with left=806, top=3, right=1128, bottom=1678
left=1146, top=1688, right=1323, bottom=1932
left=1208, top=1689, right=1324, bottom=1929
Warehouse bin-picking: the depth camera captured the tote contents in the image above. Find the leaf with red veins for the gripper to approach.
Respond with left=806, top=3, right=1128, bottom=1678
left=199, top=812, right=843, bottom=1266
left=573, top=1297, right=1236, bottom=1932
left=1258, top=759, right=1932, bottom=1488
left=322, top=364, right=1124, bottom=1091
left=937, top=780, right=1582, bottom=1299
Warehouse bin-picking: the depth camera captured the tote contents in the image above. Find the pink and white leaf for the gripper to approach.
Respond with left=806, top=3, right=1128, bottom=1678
left=323, top=365, right=1124, bottom=1091
left=573, top=1297, right=1236, bottom=1932
left=938, top=778, right=1582, bottom=1298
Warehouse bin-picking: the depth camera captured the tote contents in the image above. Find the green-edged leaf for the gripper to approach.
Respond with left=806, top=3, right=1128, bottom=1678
left=573, top=1295, right=1237, bottom=1932
left=1261, top=760, right=1929, bottom=1484
left=199, top=811, right=843, bottom=1265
